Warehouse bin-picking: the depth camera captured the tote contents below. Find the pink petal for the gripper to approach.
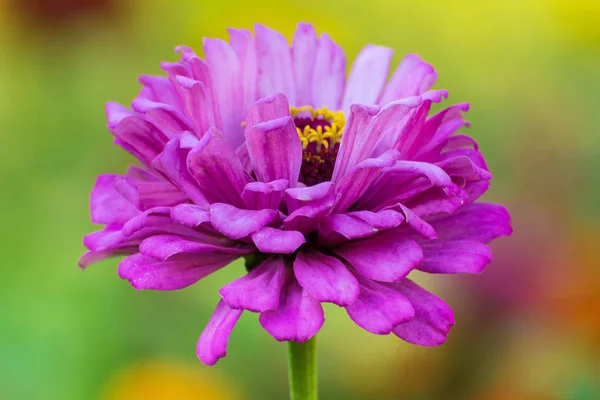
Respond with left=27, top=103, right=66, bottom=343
left=219, top=256, right=287, bottom=312
left=251, top=227, right=306, bottom=254
left=187, top=128, right=251, bottom=208
left=118, top=253, right=235, bottom=291
left=311, top=33, right=346, bottom=110
left=241, top=179, right=288, bottom=210
left=210, top=203, right=277, bottom=240
left=342, top=45, right=394, bottom=114
left=294, top=251, right=360, bottom=307
left=379, top=54, right=438, bottom=105
left=390, top=279, right=454, bottom=346
left=334, top=229, right=423, bottom=282
left=259, top=272, right=324, bottom=342
left=255, top=24, right=296, bottom=104
left=90, top=174, right=139, bottom=225
left=345, top=274, right=415, bottom=334
left=197, top=299, right=243, bottom=365
left=292, top=22, right=318, bottom=106
left=228, top=28, right=257, bottom=111
left=246, top=116, right=302, bottom=186
left=418, top=240, right=492, bottom=274
left=203, top=38, right=245, bottom=148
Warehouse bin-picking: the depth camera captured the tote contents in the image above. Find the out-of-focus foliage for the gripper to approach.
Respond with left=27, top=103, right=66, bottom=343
left=1, top=1, right=599, bottom=399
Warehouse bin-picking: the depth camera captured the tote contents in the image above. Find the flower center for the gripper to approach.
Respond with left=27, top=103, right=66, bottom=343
left=290, top=106, right=345, bottom=186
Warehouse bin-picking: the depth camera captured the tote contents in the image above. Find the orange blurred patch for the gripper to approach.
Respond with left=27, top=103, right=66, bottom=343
left=101, top=361, right=239, bottom=400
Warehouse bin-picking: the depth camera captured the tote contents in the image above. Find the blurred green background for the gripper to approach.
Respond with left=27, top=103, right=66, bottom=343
left=1, top=0, right=599, bottom=399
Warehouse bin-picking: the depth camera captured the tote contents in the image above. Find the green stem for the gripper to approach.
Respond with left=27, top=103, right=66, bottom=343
left=287, top=336, right=318, bottom=400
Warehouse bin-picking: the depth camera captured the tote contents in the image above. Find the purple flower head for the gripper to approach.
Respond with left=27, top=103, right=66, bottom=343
left=80, top=23, right=512, bottom=365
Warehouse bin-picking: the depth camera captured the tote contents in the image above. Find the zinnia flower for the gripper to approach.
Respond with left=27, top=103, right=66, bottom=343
left=79, top=22, right=512, bottom=365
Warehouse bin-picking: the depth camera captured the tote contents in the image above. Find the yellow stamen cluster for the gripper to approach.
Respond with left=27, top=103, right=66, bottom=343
left=289, top=106, right=345, bottom=150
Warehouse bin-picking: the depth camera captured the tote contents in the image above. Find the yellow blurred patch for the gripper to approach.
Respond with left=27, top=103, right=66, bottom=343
left=101, top=361, right=239, bottom=400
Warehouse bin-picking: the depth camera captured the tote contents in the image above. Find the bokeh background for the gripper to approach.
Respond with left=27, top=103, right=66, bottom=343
left=1, top=0, right=599, bottom=399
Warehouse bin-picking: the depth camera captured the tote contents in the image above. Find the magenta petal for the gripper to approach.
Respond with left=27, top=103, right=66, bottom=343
left=245, top=93, right=290, bottom=127
left=210, top=203, right=277, bottom=239
left=228, top=28, right=257, bottom=113
left=137, top=75, right=181, bottom=110
left=113, top=176, right=186, bottom=211
left=255, top=23, right=296, bottom=104
left=131, top=97, right=191, bottom=137
left=396, top=204, right=438, bottom=239
left=336, top=99, right=421, bottom=179
left=259, top=272, right=324, bottom=342
left=428, top=202, right=512, bottom=243
left=118, top=253, right=235, bottom=290
left=174, top=75, right=219, bottom=136
left=342, top=44, right=394, bottom=114
left=170, top=204, right=210, bottom=228
left=312, top=33, right=346, bottom=110
left=294, top=251, right=359, bottom=307
left=391, top=279, right=455, bottom=346
left=333, top=150, right=399, bottom=213
left=251, top=227, right=306, bottom=254
left=139, top=235, right=251, bottom=260
left=90, top=174, right=139, bottom=225
left=246, top=116, right=302, bottom=186
left=334, top=230, right=423, bottom=282
left=285, top=181, right=333, bottom=213
left=203, top=38, right=245, bottom=148
left=319, top=209, right=405, bottom=243
left=219, top=256, right=287, bottom=312
left=345, top=274, right=415, bottom=334
left=379, top=54, right=438, bottom=105
left=241, top=179, right=288, bottom=210
left=187, top=128, right=250, bottom=207
left=331, top=104, right=380, bottom=182
left=418, top=240, right=492, bottom=274
left=152, top=132, right=209, bottom=207
left=292, top=22, right=318, bottom=107
left=197, top=299, right=243, bottom=365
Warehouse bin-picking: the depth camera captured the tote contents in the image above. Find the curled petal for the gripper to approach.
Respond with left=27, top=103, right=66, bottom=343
left=118, top=253, right=236, bottom=291
left=294, top=251, right=360, bottom=307
left=251, top=228, right=306, bottom=254
left=219, top=256, right=287, bottom=312
left=210, top=203, right=277, bottom=239
left=91, top=174, right=139, bottom=225
left=246, top=116, right=302, bottom=186
left=345, top=274, right=415, bottom=334
left=197, top=299, right=243, bottom=365
left=390, top=279, right=455, bottom=346
left=335, top=229, right=423, bottom=282
left=418, top=240, right=492, bottom=274
left=259, top=272, right=324, bottom=342
left=241, top=179, right=288, bottom=210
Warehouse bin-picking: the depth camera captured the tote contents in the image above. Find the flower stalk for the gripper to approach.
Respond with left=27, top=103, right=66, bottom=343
left=287, top=336, right=318, bottom=400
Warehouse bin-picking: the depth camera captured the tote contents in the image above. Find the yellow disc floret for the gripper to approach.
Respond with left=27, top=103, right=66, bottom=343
left=289, top=106, right=345, bottom=151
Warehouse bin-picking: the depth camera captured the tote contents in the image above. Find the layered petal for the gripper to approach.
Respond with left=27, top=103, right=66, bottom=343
left=241, top=179, right=288, bottom=210
left=345, top=274, right=415, bottom=334
left=118, top=252, right=236, bottom=291
left=210, top=203, right=277, bottom=240
left=259, top=271, right=325, bottom=342
left=379, top=54, right=438, bottom=105
left=197, top=299, right=243, bottom=365
left=246, top=116, right=302, bottom=185
left=187, top=128, right=250, bottom=207
left=311, top=33, right=346, bottom=110
left=219, top=257, right=287, bottom=312
left=334, top=229, right=423, bottom=282
left=255, top=24, right=296, bottom=104
left=90, top=174, right=139, bottom=225
left=251, top=228, right=305, bottom=254
left=292, top=22, right=318, bottom=107
left=342, top=45, right=394, bottom=114
left=294, top=251, right=360, bottom=306
left=391, top=279, right=455, bottom=346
